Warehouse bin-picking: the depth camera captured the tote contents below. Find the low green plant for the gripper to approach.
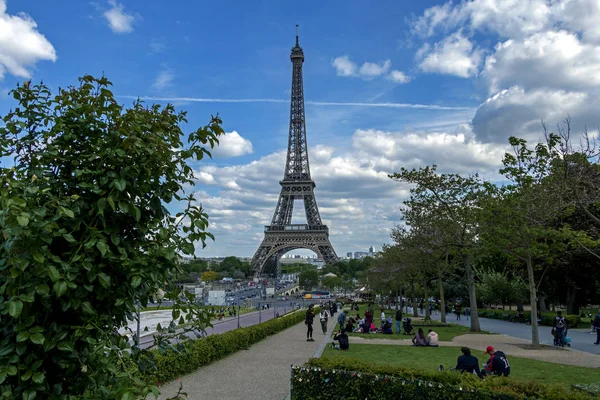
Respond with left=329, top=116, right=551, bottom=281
left=296, top=358, right=595, bottom=400
left=139, top=307, right=319, bottom=385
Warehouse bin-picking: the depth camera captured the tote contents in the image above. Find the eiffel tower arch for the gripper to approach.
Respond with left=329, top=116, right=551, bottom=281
left=252, top=26, right=338, bottom=277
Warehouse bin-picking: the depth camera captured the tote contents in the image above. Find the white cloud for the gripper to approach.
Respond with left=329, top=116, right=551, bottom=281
left=210, top=131, right=253, bottom=158
left=332, top=56, right=397, bottom=80
left=408, top=0, right=600, bottom=144
left=151, top=68, right=174, bottom=90
left=358, top=59, right=391, bottom=77
left=417, top=31, right=482, bottom=78
left=471, top=86, right=589, bottom=143
left=103, top=0, right=135, bottom=33
left=332, top=55, right=356, bottom=76
left=0, top=0, right=56, bottom=79
left=191, top=128, right=506, bottom=257
left=481, top=30, right=600, bottom=94
left=388, top=70, right=411, bottom=83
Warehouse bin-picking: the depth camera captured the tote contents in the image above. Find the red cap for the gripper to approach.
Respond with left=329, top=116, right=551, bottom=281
left=485, top=346, right=495, bottom=354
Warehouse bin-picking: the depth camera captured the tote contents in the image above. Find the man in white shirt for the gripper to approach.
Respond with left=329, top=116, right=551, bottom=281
left=427, top=329, right=439, bottom=347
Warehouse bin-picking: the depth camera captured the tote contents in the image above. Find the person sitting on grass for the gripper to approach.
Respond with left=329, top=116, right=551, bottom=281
left=426, top=329, right=439, bottom=347
left=381, top=317, right=393, bottom=334
left=455, top=347, right=482, bottom=378
left=332, top=329, right=350, bottom=350
left=412, top=328, right=427, bottom=346
left=345, top=317, right=355, bottom=333
left=483, top=346, right=510, bottom=377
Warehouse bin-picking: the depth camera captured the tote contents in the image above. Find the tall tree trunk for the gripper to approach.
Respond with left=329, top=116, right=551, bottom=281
left=396, top=289, right=399, bottom=311
left=464, top=253, right=481, bottom=332
left=538, top=295, right=547, bottom=312
left=566, top=286, right=578, bottom=315
left=410, top=281, right=418, bottom=317
left=438, top=269, right=446, bottom=323
left=526, top=254, right=539, bottom=347
left=424, top=279, right=430, bottom=320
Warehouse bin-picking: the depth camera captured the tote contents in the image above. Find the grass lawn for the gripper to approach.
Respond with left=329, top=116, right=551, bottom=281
left=321, top=344, right=598, bottom=388
left=347, top=324, right=489, bottom=342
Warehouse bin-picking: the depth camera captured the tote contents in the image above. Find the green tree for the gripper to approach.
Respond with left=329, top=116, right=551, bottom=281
left=299, top=270, right=319, bottom=290
left=479, top=136, right=569, bottom=346
left=390, top=165, right=485, bottom=331
left=0, top=76, right=223, bottom=398
left=201, top=270, right=218, bottom=282
left=322, top=276, right=341, bottom=291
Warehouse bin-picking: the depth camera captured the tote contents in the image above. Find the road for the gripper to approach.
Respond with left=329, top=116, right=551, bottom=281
left=425, top=311, right=600, bottom=355
left=138, top=301, right=317, bottom=349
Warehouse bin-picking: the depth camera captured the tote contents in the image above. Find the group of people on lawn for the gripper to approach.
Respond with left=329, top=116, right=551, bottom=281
left=310, top=304, right=511, bottom=379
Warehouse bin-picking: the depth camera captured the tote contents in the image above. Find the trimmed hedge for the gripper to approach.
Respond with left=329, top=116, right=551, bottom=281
left=138, top=307, right=318, bottom=385
left=293, top=358, right=595, bottom=400
left=477, top=309, right=581, bottom=328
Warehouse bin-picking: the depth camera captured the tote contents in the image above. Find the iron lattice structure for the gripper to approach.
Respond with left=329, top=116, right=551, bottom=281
left=251, top=28, right=339, bottom=276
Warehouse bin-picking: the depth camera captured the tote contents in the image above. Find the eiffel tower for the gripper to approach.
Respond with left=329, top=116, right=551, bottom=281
left=251, top=26, right=339, bottom=276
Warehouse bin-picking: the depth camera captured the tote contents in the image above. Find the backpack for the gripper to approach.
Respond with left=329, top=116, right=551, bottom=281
left=556, top=317, right=565, bottom=329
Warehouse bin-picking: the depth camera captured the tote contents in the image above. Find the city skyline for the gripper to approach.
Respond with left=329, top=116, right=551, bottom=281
left=2, top=1, right=600, bottom=257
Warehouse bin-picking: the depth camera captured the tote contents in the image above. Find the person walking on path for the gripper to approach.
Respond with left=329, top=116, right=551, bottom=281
left=337, top=310, right=347, bottom=331
left=593, top=308, right=600, bottom=345
left=305, top=305, right=315, bottom=342
left=455, top=304, right=462, bottom=321
left=319, top=308, right=329, bottom=334
left=395, top=308, right=403, bottom=334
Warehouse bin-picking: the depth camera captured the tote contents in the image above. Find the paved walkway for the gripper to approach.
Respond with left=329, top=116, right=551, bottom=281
left=425, top=312, right=600, bottom=355
left=156, top=311, right=339, bottom=400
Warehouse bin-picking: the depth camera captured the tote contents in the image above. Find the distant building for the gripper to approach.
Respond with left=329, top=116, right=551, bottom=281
left=279, top=258, right=308, bottom=265
left=369, top=246, right=376, bottom=254
left=346, top=252, right=353, bottom=258
left=354, top=251, right=370, bottom=259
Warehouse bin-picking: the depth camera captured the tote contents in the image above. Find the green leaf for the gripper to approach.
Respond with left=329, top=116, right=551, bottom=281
left=57, top=342, right=74, bottom=352
left=81, top=301, right=94, bottom=315
left=47, top=266, right=60, bottom=282
left=97, top=198, right=106, bottom=211
left=17, top=215, right=29, bottom=227
left=96, top=241, right=108, bottom=256
left=22, top=390, right=36, bottom=400
left=98, top=273, right=111, bottom=288
left=19, top=293, right=35, bottom=303
left=5, top=365, right=17, bottom=376
left=53, top=281, right=67, bottom=297
left=16, top=331, right=30, bottom=342
left=114, top=179, right=126, bottom=191
left=32, top=372, right=44, bottom=384
left=63, top=233, right=76, bottom=243
left=21, top=370, right=32, bottom=381
left=32, top=252, right=44, bottom=264
left=107, top=196, right=116, bottom=211
left=8, top=299, right=23, bottom=318
left=63, top=208, right=75, bottom=218
left=133, top=206, right=141, bottom=221
left=30, top=333, right=45, bottom=345
left=0, top=372, right=6, bottom=385
left=29, top=326, right=45, bottom=333
left=131, top=275, right=142, bottom=288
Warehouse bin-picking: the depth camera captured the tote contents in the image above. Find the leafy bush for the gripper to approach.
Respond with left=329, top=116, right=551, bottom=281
left=477, top=309, right=581, bottom=327
left=139, top=307, right=319, bottom=385
left=0, top=76, right=221, bottom=399
left=294, top=358, right=595, bottom=400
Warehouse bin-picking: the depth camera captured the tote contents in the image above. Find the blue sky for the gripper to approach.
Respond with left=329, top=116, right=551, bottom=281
left=2, top=0, right=600, bottom=258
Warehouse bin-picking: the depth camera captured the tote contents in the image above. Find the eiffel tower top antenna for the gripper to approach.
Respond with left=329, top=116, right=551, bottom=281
left=296, top=24, right=299, bottom=46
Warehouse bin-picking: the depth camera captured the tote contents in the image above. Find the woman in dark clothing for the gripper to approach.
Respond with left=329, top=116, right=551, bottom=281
left=455, top=347, right=482, bottom=377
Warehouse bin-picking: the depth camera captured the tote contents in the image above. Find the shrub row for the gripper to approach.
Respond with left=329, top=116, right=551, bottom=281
left=294, top=358, right=595, bottom=400
left=138, top=307, right=318, bottom=385
left=477, top=309, right=581, bottom=328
